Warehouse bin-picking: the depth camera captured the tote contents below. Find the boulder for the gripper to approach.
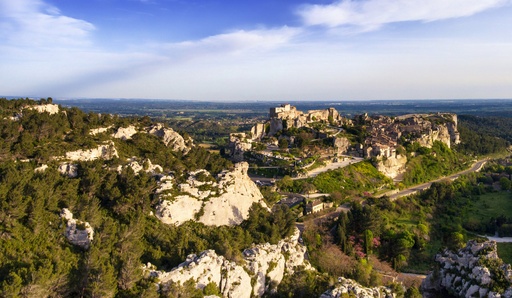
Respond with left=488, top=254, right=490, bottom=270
left=147, top=123, right=191, bottom=154
left=60, top=208, right=94, bottom=249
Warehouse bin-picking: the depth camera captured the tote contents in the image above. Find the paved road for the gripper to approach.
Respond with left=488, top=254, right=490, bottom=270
left=305, top=156, right=364, bottom=178
left=383, top=159, right=488, bottom=201
left=480, top=235, right=512, bottom=243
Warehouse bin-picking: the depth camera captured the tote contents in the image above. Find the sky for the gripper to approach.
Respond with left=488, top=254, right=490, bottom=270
left=1, top=0, right=512, bottom=101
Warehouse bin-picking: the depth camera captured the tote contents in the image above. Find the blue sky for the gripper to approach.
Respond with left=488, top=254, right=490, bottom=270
left=1, top=0, right=512, bottom=101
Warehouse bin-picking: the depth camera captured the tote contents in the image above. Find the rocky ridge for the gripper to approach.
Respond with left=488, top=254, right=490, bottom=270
left=111, top=123, right=192, bottom=153
left=25, top=103, right=60, bottom=115
left=421, top=240, right=512, bottom=297
left=155, top=162, right=268, bottom=226
left=144, top=227, right=310, bottom=298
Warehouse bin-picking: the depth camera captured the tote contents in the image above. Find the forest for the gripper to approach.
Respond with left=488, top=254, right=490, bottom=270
left=1, top=97, right=512, bottom=297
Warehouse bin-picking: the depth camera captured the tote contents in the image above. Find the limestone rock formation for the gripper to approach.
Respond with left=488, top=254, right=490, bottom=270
left=200, top=162, right=267, bottom=226
left=112, top=125, right=138, bottom=140
left=251, top=123, right=266, bottom=141
left=26, top=104, right=60, bottom=115
left=144, top=228, right=309, bottom=298
left=228, top=133, right=252, bottom=162
left=89, top=126, right=112, bottom=135
left=243, top=228, right=312, bottom=296
left=64, top=141, right=118, bottom=161
left=422, top=240, right=512, bottom=297
left=334, top=137, right=351, bottom=155
left=375, top=154, right=407, bottom=180
left=58, top=163, right=78, bottom=178
left=60, top=208, right=94, bottom=249
left=320, top=277, right=395, bottom=298
left=147, top=123, right=191, bottom=154
left=155, top=162, right=267, bottom=226
left=117, top=158, right=163, bottom=175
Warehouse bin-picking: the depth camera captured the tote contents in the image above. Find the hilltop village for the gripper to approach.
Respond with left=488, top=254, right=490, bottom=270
left=228, top=103, right=460, bottom=179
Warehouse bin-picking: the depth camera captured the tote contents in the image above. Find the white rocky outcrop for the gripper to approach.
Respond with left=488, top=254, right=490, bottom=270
left=155, top=162, right=267, bottom=226
left=243, top=228, right=312, bottom=296
left=34, top=164, right=48, bottom=173
left=320, top=277, right=395, bottom=298
left=376, top=154, right=407, bottom=180
left=89, top=126, right=113, bottom=136
left=64, top=141, right=118, bottom=161
left=334, top=137, right=351, bottom=155
left=112, top=125, right=138, bottom=140
left=144, top=228, right=309, bottom=298
left=117, top=158, right=163, bottom=175
left=26, top=104, right=60, bottom=115
left=251, top=123, right=266, bottom=141
left=58, top=163, right=78, bottom=178
left=60, top=208, right=94, bottom=249
left=147, top=123, right=191, bottom=154
left=228, top=133, right=252, bottom=162
left=422, top=240, right=512, bottom=297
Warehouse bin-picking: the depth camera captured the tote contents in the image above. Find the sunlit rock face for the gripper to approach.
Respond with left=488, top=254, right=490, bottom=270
left=320, top=277, right=396, bottom=298
left=147, top=123, right=191, bottom=154
left=144, top=228, right=310, bottom=298
left=64, top=141, right=118, bottom=161
left=155, top=162, right=267, bottom=226
left=112, top=125, right=138, bottom=140
left=26, top=104, right=60, bottom=115
left=375, top=154, right=407, bottom=180
left=60, top=208, right=94, bottom=250
left=58, top=163, right=78, bottom=178
left=422, top=240, right=512, bottom=298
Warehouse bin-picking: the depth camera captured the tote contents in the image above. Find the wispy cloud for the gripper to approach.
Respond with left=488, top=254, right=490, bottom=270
left=160, top=27, right=301, bottom=58
left=297, top=0, right=512, bottom=31
left=0, top=0, right=94, bottom=47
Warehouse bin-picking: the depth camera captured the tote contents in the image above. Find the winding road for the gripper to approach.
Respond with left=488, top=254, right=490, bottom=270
left=381, top=159, right=488, bottom=201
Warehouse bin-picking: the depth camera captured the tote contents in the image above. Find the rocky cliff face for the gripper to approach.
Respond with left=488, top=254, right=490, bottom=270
left=228, top=133, right=252, bottom=162
left=251, top=123, right=266, bottom=141
left=26, top=104, right=60, bottom=115
left=334, top=137, right=351, bottom=155
left=60, top=208, right=94, bottom=249
left=112, top=125, right=138, bottom=140
left=144, top=228, right=310, bottom=298
left=64, top=141, right=118, bottom=161
left=155, top=162, right=267, bottom=226
left=320, top=277, right=395, bottom=298
left=147, top=123, right=191, bottom=154
left=376, top=154, right=407, bottom=180
left=422, top=240, right=512, bottom=297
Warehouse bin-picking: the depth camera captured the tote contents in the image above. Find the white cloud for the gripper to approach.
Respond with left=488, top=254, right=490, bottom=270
left=0, top=0, right=95, bottom=47
left=297, top=0, right=512, bottom=31
left=159, top=27, right=301, bottom=59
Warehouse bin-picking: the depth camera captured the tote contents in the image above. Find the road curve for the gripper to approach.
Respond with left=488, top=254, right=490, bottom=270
left=384, top=159, right=488, bottom=201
